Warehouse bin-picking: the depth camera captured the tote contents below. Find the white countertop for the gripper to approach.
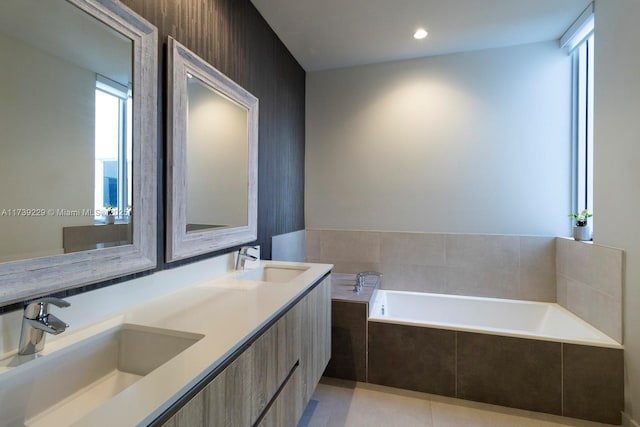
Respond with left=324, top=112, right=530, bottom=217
left=0, top=260, right=332, bottom=427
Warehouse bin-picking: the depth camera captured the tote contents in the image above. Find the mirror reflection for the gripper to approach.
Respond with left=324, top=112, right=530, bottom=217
left=166, top=37, right=257, bottom=262
left=0, top=0, right=133, bottom=262
left=186, top=76, right=249, bottom=233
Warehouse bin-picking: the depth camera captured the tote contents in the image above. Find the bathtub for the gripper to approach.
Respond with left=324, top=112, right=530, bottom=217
left=366, top=290, right=624, bottom=423
left=369, top=290, right=620, bottom=348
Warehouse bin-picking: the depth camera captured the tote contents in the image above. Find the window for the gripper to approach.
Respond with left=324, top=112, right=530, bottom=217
left=94, top=76, right=132, bottom=221
left=563, top=4, right=594, bottom=220
left=574, top=34, right=594, bottom=216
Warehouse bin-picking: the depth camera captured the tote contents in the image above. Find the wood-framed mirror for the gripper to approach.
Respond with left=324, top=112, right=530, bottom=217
left=0, top=0, right=157, bottom=305
left=166, top=37, right=258, bottom=262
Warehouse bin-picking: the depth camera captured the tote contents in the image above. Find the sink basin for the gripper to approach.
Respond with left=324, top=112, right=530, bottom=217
left=235, top=266, right=308, bottom=283
left=0, top=324, right=203, bottom=427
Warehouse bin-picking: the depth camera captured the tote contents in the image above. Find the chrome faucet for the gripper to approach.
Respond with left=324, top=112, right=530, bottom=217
left=235, top=246, right=257, bottom=270
left=18, top=297, right=70, bottom=355
left=355, top=271, right=382, bottom=293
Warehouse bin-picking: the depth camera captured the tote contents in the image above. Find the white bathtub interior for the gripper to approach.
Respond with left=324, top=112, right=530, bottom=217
left=370, top=290, right=621, bottom=349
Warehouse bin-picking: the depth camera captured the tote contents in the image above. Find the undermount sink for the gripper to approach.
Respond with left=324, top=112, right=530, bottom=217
left=0, top=324, right=203, bottom=427
left=235, top=265, right=309, bottom=283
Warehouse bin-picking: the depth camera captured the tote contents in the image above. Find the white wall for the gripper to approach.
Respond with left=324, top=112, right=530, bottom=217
left=0, top=32, right=94, bottom=262
left=593, top=1, right=640, bottom=424
left=186, top=79, right=249, bottom=228
left=306, top=41, right=572, bottom=236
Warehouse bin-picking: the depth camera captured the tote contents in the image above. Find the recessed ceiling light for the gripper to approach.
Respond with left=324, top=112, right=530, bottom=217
left=414, top=28, right=428, bottom=40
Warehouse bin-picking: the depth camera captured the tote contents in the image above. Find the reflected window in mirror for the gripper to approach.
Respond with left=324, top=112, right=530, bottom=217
left=94, top=76, right=132, bottom=224
left=0, top=0, right=135, bottom=261
left=0, top=0, right=157, bottom=305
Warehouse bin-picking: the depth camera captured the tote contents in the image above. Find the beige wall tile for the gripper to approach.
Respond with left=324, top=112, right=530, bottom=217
left=325, top=261, right=381, bottom=275
left=589, top=244, right=623, bottom=300
left=519, top=269, right=556, bottom=302
left=380, top=232, right=445, bottom=266
left=313, top=230, right=624, bottom=341
left=319, top=230, right=381, bottom=263
left=445, top=267, right=520, bottom=299
left=555, top=238, right=572, bottom=275
left=564, top=277, right=622, bottom=343
left=560, top=275, right=589, bottom=317
left=556, top=273, right=569, bottom=307
left=445, top=234, right=520, bottom=272
left=556, top=238, right=623, bottom=342
left=520, top=236, right=555, bottom=273
left=556, top=239, right=592, bottom=283
left=305, top=229, right=322, bottom=261
left=310, top=230, right=562, bottom=302
left=518, top=236, right=556, bottom=302
left=379, top=263, right=448, bottom=293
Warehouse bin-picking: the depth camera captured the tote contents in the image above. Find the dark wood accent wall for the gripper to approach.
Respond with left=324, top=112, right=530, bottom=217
left=122, top=0, right=306, bottom=261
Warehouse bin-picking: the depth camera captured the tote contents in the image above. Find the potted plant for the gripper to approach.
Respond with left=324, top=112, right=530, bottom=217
left=568, top=210, right=593, bottom=241
left=104, top=204, right=116, bottom=225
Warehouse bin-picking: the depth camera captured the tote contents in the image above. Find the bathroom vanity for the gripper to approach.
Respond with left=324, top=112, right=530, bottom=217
left=158, top=266, right=331, bottom=426
left=0, top=260, right=332, bottom=426
left=0, top=1, right=326, bottom=425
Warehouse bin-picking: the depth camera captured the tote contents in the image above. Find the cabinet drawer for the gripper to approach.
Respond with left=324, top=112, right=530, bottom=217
left=251, top=308, right=301, bottom=424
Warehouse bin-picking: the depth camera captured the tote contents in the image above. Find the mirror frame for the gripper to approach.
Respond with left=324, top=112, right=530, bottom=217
left=166, top=37, right=258, bottom=262
left=0, top=0, right=157, bottom=305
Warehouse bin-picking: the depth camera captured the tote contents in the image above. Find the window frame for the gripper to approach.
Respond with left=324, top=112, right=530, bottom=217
left=95, top=76, right=132, bottom=221
left=571, top=34, right=594, bottom=219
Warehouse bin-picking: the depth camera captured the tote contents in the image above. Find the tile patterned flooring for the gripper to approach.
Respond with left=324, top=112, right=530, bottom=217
left=299, top=378, right=617, bottom=427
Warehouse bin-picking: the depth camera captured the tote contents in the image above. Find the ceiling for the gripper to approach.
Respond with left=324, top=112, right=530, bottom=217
left=250, top=0, right=592, bottom=72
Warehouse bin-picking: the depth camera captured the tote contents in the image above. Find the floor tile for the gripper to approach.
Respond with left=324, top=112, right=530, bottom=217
left=344, top=386, right=432, bottom=427
left=432, top=400, right=579, bottom=427
left=300, top=378, right=618, bottom=427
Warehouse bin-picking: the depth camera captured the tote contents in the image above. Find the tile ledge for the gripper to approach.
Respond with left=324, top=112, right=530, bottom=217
left=557, top=236, right=625, bottom=251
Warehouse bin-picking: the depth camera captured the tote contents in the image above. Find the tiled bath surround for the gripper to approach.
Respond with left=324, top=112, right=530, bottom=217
left=307, top=229, right=624, bottom=344
left=315, top=232, right=626, bottom=423
left=556, top=237, right=624, bottom=343
left=324, top=274, right=378, bottom=382
left=306, top=230, right=557, bottom=302
left=367, top=321, right=624, bottom=424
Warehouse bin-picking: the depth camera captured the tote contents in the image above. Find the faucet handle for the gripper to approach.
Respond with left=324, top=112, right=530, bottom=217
left=24, top=315, right=68, bottom=335
left=18, top=298, right=70, bottom=355
left=24, top=297, right=70, bottom=319
left=356, top=271, right=383, bottom=281
left=236, top=246, right=259, bottom=270
left=239, top=245, right=258, bottom=255
left=39, top=297, right=71, bottom=307
left=355, top=271, right=383, bottom=290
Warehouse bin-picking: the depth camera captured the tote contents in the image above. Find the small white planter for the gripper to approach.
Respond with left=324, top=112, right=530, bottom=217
left=106, top=214, right=116, bottom=225
left=573, top=225, right=591, bottom=241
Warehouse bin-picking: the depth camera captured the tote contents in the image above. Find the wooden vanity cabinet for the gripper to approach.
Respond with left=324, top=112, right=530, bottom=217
left=163, top=347, right=254, bottom=427
left=160, top=275, right=331, bottom=427
left=252, top=303, right=302, bottom=426
left=300, top=276, right=332, bottom=403
left=256, top=368, right=303, bottom=427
